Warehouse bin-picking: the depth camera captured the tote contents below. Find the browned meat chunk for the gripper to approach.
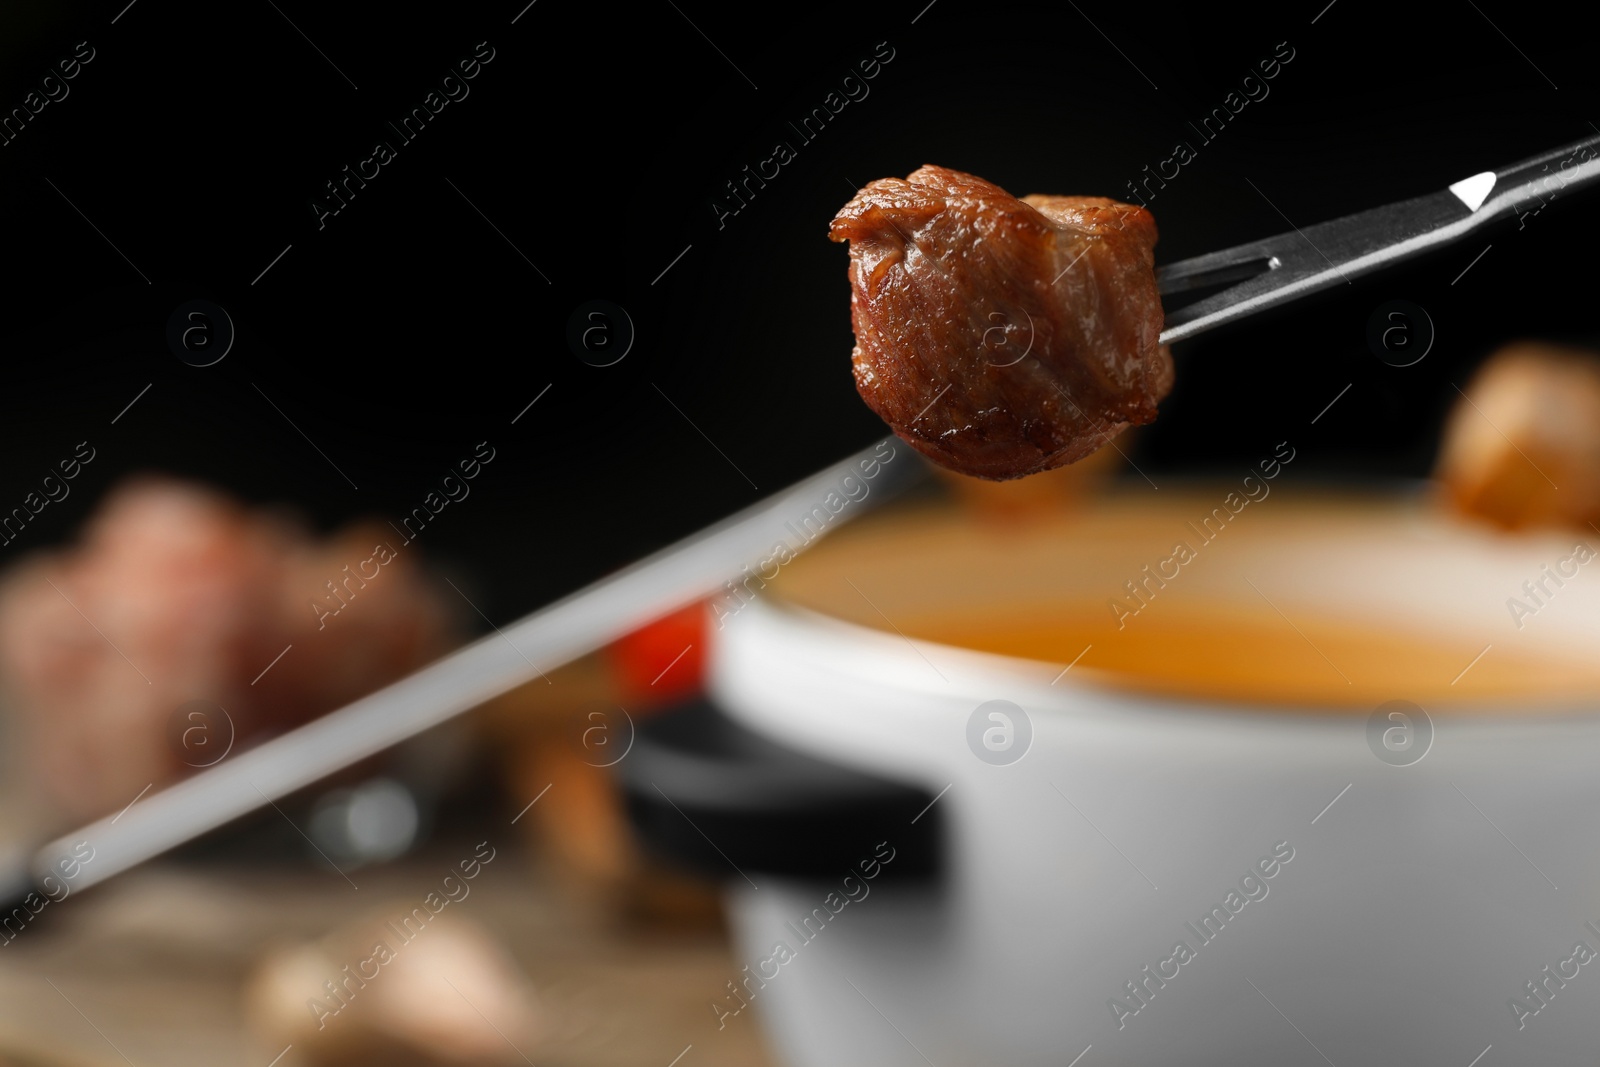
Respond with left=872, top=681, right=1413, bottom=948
left=830, top=165, right=1171, bottom=480
left=1436, top=341, right=1600, bottom=530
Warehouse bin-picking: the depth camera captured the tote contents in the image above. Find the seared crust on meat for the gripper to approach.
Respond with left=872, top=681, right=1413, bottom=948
left=830, top=165, right=1170, bottom=480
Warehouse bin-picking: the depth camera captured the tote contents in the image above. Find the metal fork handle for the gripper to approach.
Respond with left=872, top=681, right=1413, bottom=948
left=1156, top=133, right=1600, bottom=345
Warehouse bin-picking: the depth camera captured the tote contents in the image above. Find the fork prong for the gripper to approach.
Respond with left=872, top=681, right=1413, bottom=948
left=1156, top=133, right=1600, bottom=344
left=1156, top=249, right=1281, bottom=295
left=1158, top=188, right=1467, bottom=344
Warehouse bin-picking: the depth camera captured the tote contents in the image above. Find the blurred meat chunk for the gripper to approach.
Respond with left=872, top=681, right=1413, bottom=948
left=245, top=909, right=540, bottom=1065
left=0, top=478, right=457, bottom=822
left=830, top=165, right=1170, bottom=480
left=1437, top=342, right=1600, bottom=530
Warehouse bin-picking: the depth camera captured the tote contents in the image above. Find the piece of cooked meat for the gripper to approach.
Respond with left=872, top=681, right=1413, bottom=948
left=830, top=164, right=1171, bottom=480
left=0, top=478, right=459, bottom=822
left=1436, top=341, right=1600, bottom=530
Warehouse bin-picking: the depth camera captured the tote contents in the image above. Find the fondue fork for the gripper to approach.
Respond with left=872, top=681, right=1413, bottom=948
left=1156, top=133, right=1600, bottom=345
left=14, top=134, right=1600, bottom=901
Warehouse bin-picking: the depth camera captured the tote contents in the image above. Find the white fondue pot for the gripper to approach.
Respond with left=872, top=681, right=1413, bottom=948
left=668, top=488, right=1600, bottom=1066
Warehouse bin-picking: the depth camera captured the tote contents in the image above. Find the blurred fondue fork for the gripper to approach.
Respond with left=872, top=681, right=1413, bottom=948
left=12, top=438, right=928, bottom=898
left=15, top=133, right=1600, bottom=900
left=1156, top=132, right=1600, bottom=344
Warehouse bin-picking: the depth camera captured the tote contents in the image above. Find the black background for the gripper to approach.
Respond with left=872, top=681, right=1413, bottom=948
left=0, top=0, right=1595, bottom=626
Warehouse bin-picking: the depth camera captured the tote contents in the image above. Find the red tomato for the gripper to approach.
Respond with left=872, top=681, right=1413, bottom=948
left=605, top=602, right=707, bottom=707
